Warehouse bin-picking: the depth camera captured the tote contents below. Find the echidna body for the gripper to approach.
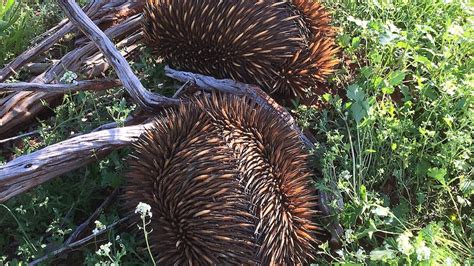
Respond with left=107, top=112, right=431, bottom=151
left=143, top=0, right=338, bottom=99
left=123, top=104, right=257, bottom=264
left=123, top=94, right=320, bottom=264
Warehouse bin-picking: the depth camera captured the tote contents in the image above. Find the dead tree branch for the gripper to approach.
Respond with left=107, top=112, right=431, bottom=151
left=29, top=215, right=132, bottom=265
left=0, top=15, right=142, bottom=136
left=0, top=79, right=121, bottom=93
left=0, top=0, right=107, bottom=82
left=0, top=123, right=151, bottom=203
left=164, top=66, right=313, bottom=147
left=58, top=0, right=179, bottom=111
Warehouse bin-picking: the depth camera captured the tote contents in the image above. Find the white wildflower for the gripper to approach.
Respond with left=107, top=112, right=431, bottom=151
left=445, top=257, right=454, bottom=266
left=370, top=248, right=396, bottom=261
left=347, top=16, right=369, bottom=29
left=60, top=71, right=78, bottom=84
left=355, top=248, right=366, bottom=261
left=416, top=241, right=431, bottom=261
left=372, top=206, right=390, bottom=217
left=92, top=220, right=106, bottom=235
left=457, top=195, right=471, bottom=206
left=344, top=229, right=354, bottom=243
left=335, top=249, right=345, bottom=259
left=396, top=231, right=413, bottom=255
left=442, top=80, right=458, bottom=96
left=448, top=24, right=464, bottom=37
left=135, top=202, right=152, bottom=219
left=96, top=242, right=112, bottom=257
left=339, top=170, right=352, bottom=180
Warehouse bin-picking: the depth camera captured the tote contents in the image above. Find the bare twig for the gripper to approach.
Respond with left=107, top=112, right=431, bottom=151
left=0, top=15, right=142, bottom=136
left=58, top=0, right=179, bottom=111
left=0, top=79, right=121, bottom=93
left=29, top=215, right=132, bottom=265
left=82, top=32, right=143, bottom=78
left=0, top=130, right=40, bottom=145
left=164, top=66, right=313, bottom=147
left=0, top=0, right=108, bottom=82
left=64, top=188, right=120, bottom=245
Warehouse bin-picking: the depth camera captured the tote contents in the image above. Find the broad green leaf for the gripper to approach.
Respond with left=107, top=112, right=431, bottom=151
left=388, top=71, right=406, bottom=86
left=350, top=101, right=369, bottom=123
left=414, top=55, right=431, bottom=65
left=382, top=86, right=395, bottom=94
left=322, top=93, right=331, bottom=102
left=360, top=185, right=367, bottom=202
left=428, top=168, right=447, bottom=185
left=347, top=84, right=365, bottom=102
left=360, top=66, right=373, bottom=78
left=352, top=36, right=361, bottom=48
left=0, top=0, right=14, bottom=18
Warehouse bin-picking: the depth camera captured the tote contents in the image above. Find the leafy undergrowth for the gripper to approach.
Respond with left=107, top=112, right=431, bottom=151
left=1, top=0, right=473, bottom=265
left=0, top=0, right=70, bottom=67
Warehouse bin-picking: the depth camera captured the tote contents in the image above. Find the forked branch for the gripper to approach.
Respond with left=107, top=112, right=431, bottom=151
left=57, top=0, right=179, bottom=110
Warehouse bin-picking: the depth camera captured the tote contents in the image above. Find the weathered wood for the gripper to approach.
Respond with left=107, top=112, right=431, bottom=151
left=0, top=79, right=121, bottom=93
left=0, top=0, right=107, bottom=82
left=58, top=0, right=179, bottom=111
left=0, top=15, right=142, bottom=136
left=0, top=130, right=40, bottom=145
left=81, top=32, right=143, bottom=78
left=0, top=124, right=151, bottom=203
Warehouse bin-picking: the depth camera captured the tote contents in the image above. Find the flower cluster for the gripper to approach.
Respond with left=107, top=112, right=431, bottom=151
left=96, top=242, right=112, bottom=257
left=135, top=202, right=153, bottom=219
left=92, top=220, right=106, bottom=235
left=416, top=241, right=431, bottom=261
left=396, top=231, right=413, bottom=255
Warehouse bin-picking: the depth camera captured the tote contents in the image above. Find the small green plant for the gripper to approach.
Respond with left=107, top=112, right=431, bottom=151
left=305, top=0, right=473, bottom=264
left=0, top=0, right=19, bottom=36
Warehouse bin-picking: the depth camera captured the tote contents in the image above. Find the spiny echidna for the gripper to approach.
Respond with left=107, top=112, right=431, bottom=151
left=123, top=93, right=320, bottom=264
left=143, top=0, right=338, bottom=99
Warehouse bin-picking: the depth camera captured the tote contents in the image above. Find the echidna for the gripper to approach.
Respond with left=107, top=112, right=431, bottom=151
left=123, top=93, right=320, bottom=264
left=123, top=103, right=257, bottom=264
left=143, top=0, right=338, bottom=99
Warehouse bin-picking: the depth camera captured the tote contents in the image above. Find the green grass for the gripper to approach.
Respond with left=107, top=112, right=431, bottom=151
left=0, top=0, right=473, bottom=265
left=308, top=0, right=473, bottom=264
left=0, top=0, right=68, bottom=67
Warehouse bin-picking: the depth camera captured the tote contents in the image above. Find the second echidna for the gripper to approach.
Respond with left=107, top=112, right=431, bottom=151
left=143, top=0, right=338, bottom=99
left=123, top=93, right=320, bottom=264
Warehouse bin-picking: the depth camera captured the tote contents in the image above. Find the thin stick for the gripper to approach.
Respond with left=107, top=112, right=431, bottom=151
left=164, top=66, right=313, bottom=147
left=0, top=130, right=40, bottom=145
left=64, top=188, right=120, bottom=245
left=29, top=215, right=132, bottom=266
